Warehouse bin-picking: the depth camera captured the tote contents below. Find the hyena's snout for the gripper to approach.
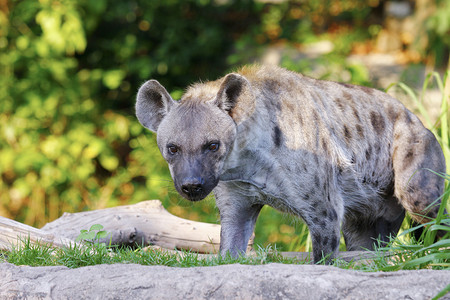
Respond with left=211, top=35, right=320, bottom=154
left=173, top=162, right=219, bottom=201
left=180, top=177, right=205, bottom=200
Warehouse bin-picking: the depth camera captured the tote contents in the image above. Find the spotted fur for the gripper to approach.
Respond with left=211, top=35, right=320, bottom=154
left=136, top=65, right=446, bottom=263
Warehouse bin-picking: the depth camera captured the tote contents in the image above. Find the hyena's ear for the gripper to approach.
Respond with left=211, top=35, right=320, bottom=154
left=136, top=80, right=177, bottom=132
left=212, top=73, right=255, bottom=123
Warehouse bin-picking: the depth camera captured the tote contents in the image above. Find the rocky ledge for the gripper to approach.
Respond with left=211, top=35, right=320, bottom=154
left=1, top=262, right=448, bottom=299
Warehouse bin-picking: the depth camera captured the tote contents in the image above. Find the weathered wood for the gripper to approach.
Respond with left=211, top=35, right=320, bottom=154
left=0, top=216, right=76, bottom=252
left=41, top=200, right=251, bottom=254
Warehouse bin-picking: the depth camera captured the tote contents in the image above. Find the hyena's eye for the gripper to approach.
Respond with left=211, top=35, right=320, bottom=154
left=167, top=145, right=179, bottom=155
left=208, top=142, right=220, bottom=152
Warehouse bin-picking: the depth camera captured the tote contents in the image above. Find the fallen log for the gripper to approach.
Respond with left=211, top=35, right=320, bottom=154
left=0, top=200, right=252, bottom=254
left=0, top=216, right=76, bottom=252
left=40, top=200, right=251, bottom=253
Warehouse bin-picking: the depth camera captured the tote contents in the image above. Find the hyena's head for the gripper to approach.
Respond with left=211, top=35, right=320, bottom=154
left=136, top=74, right=253, bottom=201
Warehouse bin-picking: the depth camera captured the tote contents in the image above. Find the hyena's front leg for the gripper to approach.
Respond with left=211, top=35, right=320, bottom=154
left=214, top=182, right=263, bottom=258
left=304, top=206, right=341, bottom=264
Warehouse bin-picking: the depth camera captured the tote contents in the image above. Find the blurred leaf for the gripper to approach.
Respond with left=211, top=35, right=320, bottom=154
left=89, top=224, right=104, bottom=231
left=83, top=140, right=104, bottom=159
left=99, top=154, right=119, bottom=171
left=103, top=70, right=126, bottom=90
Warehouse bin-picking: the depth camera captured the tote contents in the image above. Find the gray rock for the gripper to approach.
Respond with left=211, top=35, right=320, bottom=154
left=0, top=262, right=448, bottom=299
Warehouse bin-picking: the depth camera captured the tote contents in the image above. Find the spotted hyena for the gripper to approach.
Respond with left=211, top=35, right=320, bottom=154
left=136, top=65, right=446, bottom=263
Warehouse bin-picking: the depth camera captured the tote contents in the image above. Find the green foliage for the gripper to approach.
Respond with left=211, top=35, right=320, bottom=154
left=1, top=0, right=256, bottom=226
left=75, top=224, right=109, bottom=243
left=228, top=0, right=375, bottom=86
left=424, top=0, right=450, bottom=66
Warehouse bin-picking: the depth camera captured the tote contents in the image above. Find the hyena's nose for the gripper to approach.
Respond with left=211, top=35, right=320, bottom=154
left=181, top=179, right=204, bottom=199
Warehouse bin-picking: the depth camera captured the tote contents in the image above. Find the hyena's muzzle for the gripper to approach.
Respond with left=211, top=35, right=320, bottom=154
left=170, top=155, right=220, bottom=201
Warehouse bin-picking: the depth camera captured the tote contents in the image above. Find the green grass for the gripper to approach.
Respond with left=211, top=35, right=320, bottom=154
left=1, top=223, right=305, bottom=268
left=1, top=240, right=305, bottom=269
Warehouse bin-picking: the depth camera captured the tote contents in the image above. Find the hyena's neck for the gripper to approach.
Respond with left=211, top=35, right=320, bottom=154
left=219, top=99, right=293, bottom=198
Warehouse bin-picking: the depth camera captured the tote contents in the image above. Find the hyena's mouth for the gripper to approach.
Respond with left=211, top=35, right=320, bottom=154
left=176, top=178, right=218, bottom=201
left=179, top=185, right=209, bottom=202
left=181, top=193, right=208, bottom=202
